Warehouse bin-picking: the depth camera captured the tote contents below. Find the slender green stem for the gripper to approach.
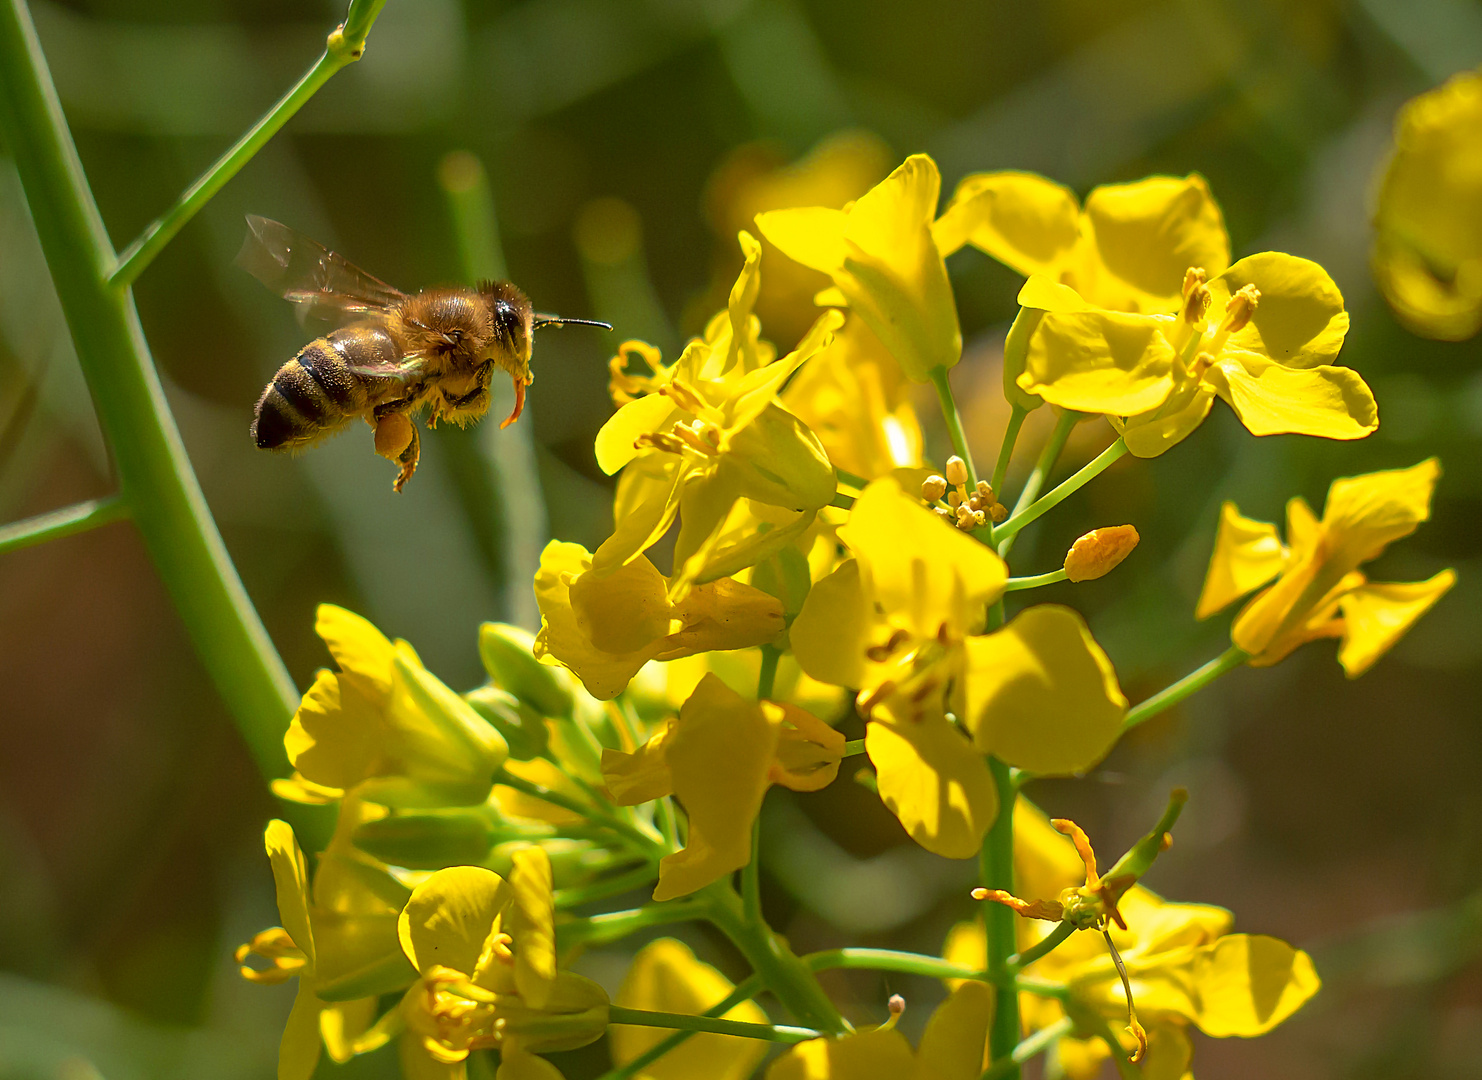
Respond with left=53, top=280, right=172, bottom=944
left=559, top=898, right=705, bottom=944
left=595, top=976, right=763, bottom=1080
left=1004, top=568, right=1068, bottom=592
left=842, top=738, right=865, bottom=758
left=1009, top=922, right=1076, bottom=971
left=982, top=756, right=1020, bottom=1077
left=996, top=409, right=1077, bottom=557
left=553, top=864, right=661, bottom=910
left=758, top=644, right=780, bottom=700
left=0, top=0, right=297, bottom=783
left=805, top=948, right=979, bottom=982
left=742, top=811, right=764, bottom=925
left=109, top=0, right=389, bottom=286
left=981, top=1017, right=1075, bottom=1080
left=607, top=1006, right=820, bottom=1043
left=990, top=403, right=1028, bottom=498
left=835, top=467, right=869, bottom=491
left=994, top=438, right=1129, bottom=549
left=929, top=366, right=978, bottom=485
left=0, top=495, right=128, bottom=554
left=829, top=491, right=856, bottom=510
left=495, top=770, right=659, bottom=853
left=1122, top=646, right=1248, bottom=732
left=705, top=883, right=849, bottom=1034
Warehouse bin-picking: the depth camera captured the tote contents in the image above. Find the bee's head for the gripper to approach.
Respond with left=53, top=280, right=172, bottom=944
left=480, top=280, right=534, bottom=369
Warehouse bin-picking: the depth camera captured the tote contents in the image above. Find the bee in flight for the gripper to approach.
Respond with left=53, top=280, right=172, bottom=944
left=238, top=215, right=609, bottom=491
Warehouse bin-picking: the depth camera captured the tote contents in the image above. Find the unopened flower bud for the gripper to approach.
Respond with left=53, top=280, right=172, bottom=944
left=976, top=480, right=994, bottom=501
left=1064, top=525, right=1140, bottom=582
left=955, top=504, right=977, bottom=529
left=1219, top=284, right=1260, bottom=334
left=888, top=994, right=906, bottom=1018
left=934, top=507, right=954, bottom=523
left=989, top=502, right=1009, bottom=524
left=922, top=474, right=948, bottom=502
left=948, top=490, right=963, bottom=509
left=944, top=456, right=969, bottom=487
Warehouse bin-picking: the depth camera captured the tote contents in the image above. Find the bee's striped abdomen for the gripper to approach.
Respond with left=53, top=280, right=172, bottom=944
left=252, top=326, right=396, bottom=450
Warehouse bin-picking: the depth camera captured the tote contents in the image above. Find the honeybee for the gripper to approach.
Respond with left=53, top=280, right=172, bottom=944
left=239, top=215, right=609, bottom=491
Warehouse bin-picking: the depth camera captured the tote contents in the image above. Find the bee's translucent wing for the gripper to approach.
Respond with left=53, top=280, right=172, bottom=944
left=344, top=353, right=428, bottom=385
left=237, top=215, right=408, bottom=326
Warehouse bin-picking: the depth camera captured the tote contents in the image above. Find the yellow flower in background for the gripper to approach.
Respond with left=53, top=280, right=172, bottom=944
left=235, top=817, right=414, bottom=1080
left=602, top=673, right=844, bottom=900
left=1372, top=67, right=1482, bottom=340
left=935, top=172, right=1229, bottom=315
left=757, top=154, right=962, bottom=382
left=611, top=939, right=770, bottom=1080
left=594, top=246, right=841, bottom=596
left=704, top=130, right=894, bottom=347
left=1198, top=459, right=1456, bottom=674
left=275, top=605, right=508, bottom=809
left=1019, top=252, right=1375, bottom=456
left=782, top=312, right=924, bottom=480
left=790, top=477, right=1125, bottom=858
left=396, top=854, right=609, bottom=1080
left=765, top=981, right=994, bottom=1080
left=532, top=541, right=784, bottom=701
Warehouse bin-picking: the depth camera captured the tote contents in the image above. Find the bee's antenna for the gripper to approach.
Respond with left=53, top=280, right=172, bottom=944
left=533, top=315, right=613, bottom=331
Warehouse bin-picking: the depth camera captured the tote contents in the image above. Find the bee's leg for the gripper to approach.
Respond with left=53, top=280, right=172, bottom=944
left=371, top=402, right=420, bottom=492
left=500, top=375, right=530, bottom=429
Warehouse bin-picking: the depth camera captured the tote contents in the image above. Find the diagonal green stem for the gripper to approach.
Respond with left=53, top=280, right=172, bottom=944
left=0, top=495, right=128, bottom=554
left=981, top=1016, right=1075, bottom=1080
left=929, top=365, right=978, bottom=485
left=559, top=898, right=706, bottom=944
left=0, top=0, right=298, bottom=781
left=1122, top=645, right=1248, bottom=732
left=994, top=437, right=1128, bottom=549
left=606, top=1005, right=820, bottom=1043
left=1008, top=922, right=1075, bottom=971
left=109, top=0, right=389, bottom=286
left=996, top=408, right=1077, bottom=558
left=990, top=403, right=1028, bottom=498
left=595, top=976, right=763, bottom=1080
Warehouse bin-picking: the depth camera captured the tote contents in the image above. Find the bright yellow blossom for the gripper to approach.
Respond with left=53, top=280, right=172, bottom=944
left=790, top=477, right=1125, bottom=857
left=275, top=605, right=509, bottom=809
left=1198, top=459, right=1456, bottom=674
left=1372, top=67, right=1482, bottom=340
left=765, top=981, right=994, bottom=1080
left=602, top=673, right=844, bottom=900
left=756, top=154, right=962, bottom=382
left=610, top=938, right=770, bottom=1080
left=395, top=853, right=609, bottom=1080
left=235, top=815, right=413, bottom=1080
left=532, top=540, right=784, bottom=701
left=595, top=238, right=841, bottom=596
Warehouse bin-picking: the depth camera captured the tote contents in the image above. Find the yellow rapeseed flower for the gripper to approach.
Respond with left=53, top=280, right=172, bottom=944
left=790, top=477, right=1125, bottom=858
left=1198, top=459, right=1456, bottom=674
left=532, top=541, right=785, bottom=701
left=1373, top=67, right=1482, bottom=340
left=275, top=605, right=508, bottom=809
left=610, top=938, right=770, bottom=1080
left=756, top=154, right=962, bottom=382
left=601, top=673, right=844, bottom=900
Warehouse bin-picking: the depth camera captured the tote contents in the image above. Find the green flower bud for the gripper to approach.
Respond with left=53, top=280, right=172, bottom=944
left=479, top=622, right=578, bottom=719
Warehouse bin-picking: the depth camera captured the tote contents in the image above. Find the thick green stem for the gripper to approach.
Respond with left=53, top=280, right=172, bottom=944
left=595, top=976, right=763, bottom=1080
left=705, top=884, right=849, bottom=1034
left=981, top=1016, right=1075, bottom=1080
left=990, top=404, right=1028, bottom=498
left=606, top=1006, right=819, bottom=1043
left=0, top=495, right=128, bottom=554
left=835, top=467, right=869, bottom=491
left=0, top=0, right=297, bottom=779
left=560, top=898, right=708, bottom=944
left=805, top=948, right=978, bottom=982
left=994, top=438, right=1128, bottom=549
left=929, top=365, right=978, bottom=485
left=996, top=409, right=1077, bottom=558
left=1122, top=646, right=1248, bottom=732
left=842, top=738, right=865, bottom=758
left=109, top=0, right=388, bottom=286
left=982, top=757, right=1020, bottom=1076
left=1004, top=568, right=1068, bottom=592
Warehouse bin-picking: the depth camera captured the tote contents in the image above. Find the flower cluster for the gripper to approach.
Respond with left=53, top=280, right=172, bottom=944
left=242, top=149, right=1455, bottom=1080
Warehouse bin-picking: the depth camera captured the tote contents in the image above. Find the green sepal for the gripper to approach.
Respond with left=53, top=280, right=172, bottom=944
left=479, top=622, right=577, bottom=720
left=466, top=685, right=551, bottom=761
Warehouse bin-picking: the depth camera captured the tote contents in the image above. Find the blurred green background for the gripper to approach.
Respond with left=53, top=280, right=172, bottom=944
left=1, top=0, right=1480, bottom=1076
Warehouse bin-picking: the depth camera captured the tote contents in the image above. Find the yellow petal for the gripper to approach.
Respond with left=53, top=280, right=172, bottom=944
left=284, top=670, right=382, bottom=793
left=316, top=603, right=397, bottom=702
left=1196, top=501, right=1286, bottom=619
left=507, top=847, right=557, bottom=1009
left=399, top=1034, right=467, bottom=1080
left=766, top=1029, right=918, bottom=1080
left=1185, top=934, right=1320, bottom=1037
left=1017, top=275, right=1094, bottom=313
left=1320, top=458, right=1441, bottom=575
left=592, top=459, right=685, bottom=577
left=867, top=710, right=998, bottom=859
left=1077, top=174, right=1230, bottom=313
left=1021, top=310, right=1177, bottom=416
left=791, top=559, right=884, bottom=688
left=398, top=866, right=510, bottom=976
left=1209, top=253, right=1349, bottom=367
left=963, top=606, right=1126, bottom=775
left=933, top=170, right=1080, bottom=270
left=602, top=722, right=675, bottom=805
left=319, top=998, right=378, bottom=1063
left=570, top=559, right=673, bottom=655
left=595, top=393, right=679, bottom=475
left=911, top=980, right=994, bottom=1080
left=662, top=576, right=786, bottom=658
left=496, top=1048, right=566, bottom=1080
left=1208, top=356, right=1377, bottom=439
left=754, top=206, right=849, bottom=274
left=941, top=920, right=986, bottom=990
left=840, top=475, right=1007, bottom=641
left=265, top=820, right=316, bottom=969
left=611, top=939, right=769, bottom=1080
left=1337, top=570, right=1456, bottom=677
left=654, top=675, right=778, bottom=900
left=717, top=402, right=838, bottom=511
left=767, top=701, right=846, bottom=792
left=279, top=983, right=325, bottom=1080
